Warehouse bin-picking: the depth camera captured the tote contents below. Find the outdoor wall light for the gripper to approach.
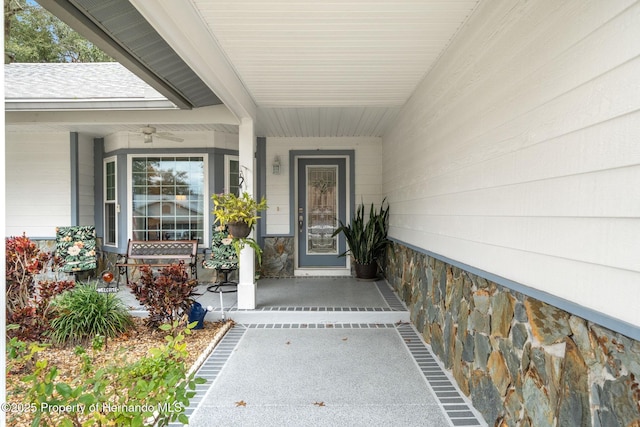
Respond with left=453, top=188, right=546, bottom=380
left=272, top=155, right=281, bottom=175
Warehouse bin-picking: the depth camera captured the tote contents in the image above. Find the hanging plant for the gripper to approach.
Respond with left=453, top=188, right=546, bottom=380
left=211, top=192, right=268, bottom=264
left=211, top=192, right=268, bottom=230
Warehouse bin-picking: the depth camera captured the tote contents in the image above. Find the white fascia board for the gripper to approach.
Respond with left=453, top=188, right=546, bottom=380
left=5, top=99, right=178, bottom=111
left=6, top=104, right=239, bottom=126
left=129, top=0, right=257, bottom=121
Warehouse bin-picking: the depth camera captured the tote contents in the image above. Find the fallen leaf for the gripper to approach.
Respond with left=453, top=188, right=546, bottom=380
left=235, top=400, right=247, bottom=407
left=342, top=337, right=348, bottom=341
left=313, top=401, right=325, bottom=407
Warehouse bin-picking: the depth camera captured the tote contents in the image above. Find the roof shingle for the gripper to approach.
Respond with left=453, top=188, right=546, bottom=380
left=4, top=62, right=165, bottom=100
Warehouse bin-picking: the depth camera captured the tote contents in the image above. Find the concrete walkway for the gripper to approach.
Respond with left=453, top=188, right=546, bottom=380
left=121, top=277, right=486, bottom=427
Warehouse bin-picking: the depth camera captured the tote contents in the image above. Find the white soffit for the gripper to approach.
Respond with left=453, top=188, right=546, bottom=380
left=192, top=0, right=479, bottom=108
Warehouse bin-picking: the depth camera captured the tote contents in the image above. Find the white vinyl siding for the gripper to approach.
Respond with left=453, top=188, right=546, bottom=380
left=382, top=0, right=640, bottom=327
left=265, top=136, right=383, bottom=236
left=5, top=133, right=71, bottom=237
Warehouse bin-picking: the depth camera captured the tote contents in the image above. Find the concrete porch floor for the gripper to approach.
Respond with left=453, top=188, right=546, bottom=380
left=115, top=277, right=486, bottom=426
left=119, top=276, right=411, bottom=324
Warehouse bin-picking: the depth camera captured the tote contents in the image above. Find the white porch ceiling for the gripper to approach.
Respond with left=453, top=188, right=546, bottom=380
left=143, top=0, right=480, bottom=137
left=193, top=0, right=478, bottom=108
left=15, top=0, right=480, bottom=138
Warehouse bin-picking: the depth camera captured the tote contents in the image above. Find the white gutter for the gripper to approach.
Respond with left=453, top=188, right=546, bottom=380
left=6, top=104, right=239, bottom=126
left=5, top=99, right=178, bottom=111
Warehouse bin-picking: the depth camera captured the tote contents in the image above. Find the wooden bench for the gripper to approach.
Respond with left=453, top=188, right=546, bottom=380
left=116, top=239, right=199, bottom=285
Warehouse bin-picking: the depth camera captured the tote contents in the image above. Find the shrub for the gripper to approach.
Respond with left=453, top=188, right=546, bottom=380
left=8, top=278, right=77, bottom=341
left=49, top=283, right=134, bottom=346
left=6, top=330, right=48, bottom=376
left=128, top=262, right=198, bottom=328
left=6, top=234, right=50, bottom=318
left=6, top=234, right=76, bottom=341
left=16, top=321, right=205, bottom=427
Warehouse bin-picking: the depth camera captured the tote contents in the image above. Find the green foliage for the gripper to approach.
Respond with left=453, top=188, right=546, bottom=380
left=332, top=199, right=390, bottom=265
left=6, top=332, right=48, bottom=375
left=13, top=322, right=205, bottom=426
left=212, top=191, right=268, bottom=229
left=128, top=263, right=198, bottom=329
left=4, top=0, right=113, bottom=62
left=231, top=236, right=264, bottom=266
left=48, top=283, right=134, bottom=346
left=211, top=192, right=268, bottom=264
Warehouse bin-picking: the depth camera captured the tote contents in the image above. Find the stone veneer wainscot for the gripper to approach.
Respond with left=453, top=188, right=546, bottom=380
left=384, top=243, right=640, bottom=427
left=260, top=237, right=295, bottom=278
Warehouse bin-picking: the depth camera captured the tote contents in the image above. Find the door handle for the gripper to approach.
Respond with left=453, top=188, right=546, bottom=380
left=298, top=207, right=304, bottom=232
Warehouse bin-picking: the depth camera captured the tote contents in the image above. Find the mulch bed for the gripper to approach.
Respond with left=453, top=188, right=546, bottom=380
left=6, top=317, right=233, bottom=426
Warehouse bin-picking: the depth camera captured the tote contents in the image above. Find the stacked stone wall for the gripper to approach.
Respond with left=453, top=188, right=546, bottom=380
left=385, top=243, right=640, bottom=426
left=260, top=237, right=294, bottom=277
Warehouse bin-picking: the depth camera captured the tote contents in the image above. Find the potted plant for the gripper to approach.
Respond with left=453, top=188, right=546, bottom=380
left=332, top=199, right=390, bottom=279
left=211, top=192, right=268, bottom=263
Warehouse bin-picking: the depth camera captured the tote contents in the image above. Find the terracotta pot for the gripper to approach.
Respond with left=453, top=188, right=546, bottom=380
left=228, top=221, right=251, bottom=238
left=354, top=262, right=378, bottom=279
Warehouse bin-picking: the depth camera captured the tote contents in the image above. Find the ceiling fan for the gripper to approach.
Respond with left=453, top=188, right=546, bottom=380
left=139, top=126, right=184, bottom=143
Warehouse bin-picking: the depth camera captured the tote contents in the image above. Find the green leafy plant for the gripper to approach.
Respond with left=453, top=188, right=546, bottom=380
left=216, top=227, right=265, bottom=267
left=128, top=262, right=198, bottom=328
left=48, top=283, right=134, bottom=346
left=6, top=329, right=48, bottom=376
left=211, top=191, right=268, bottom=229
left=211, top=192, right=268, bottom=264
left=332, top=199, right=390, bottom=266
left=15, top=321, right=206, bottom=427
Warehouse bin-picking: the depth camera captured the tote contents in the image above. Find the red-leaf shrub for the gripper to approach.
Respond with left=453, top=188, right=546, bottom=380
left=9, top=280, right=76, bottom=341
left=6, top=234, right=76, bottom=341
left=128, top=262, right=198, bottom=328
left=6, top=234, right=49, bottom=317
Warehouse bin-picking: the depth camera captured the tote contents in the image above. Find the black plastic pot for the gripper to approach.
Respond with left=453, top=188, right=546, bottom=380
left=354, top=262, right=378, bottom=280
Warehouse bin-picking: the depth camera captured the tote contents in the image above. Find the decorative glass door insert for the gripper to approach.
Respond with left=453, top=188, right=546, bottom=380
left=306, top=166, right=338, bottom=254
left=297, top=157, right=346, bottom=268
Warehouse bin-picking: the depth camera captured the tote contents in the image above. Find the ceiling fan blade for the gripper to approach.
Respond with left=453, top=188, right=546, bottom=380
left=156, top=133, right=184, bottom=142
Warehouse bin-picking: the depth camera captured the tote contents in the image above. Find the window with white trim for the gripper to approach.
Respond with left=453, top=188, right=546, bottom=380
left=104, top=157, right=117, bottom=246
left=130, top=156, right=206, bottom=243
left=225, top=155, right=240, bottom=195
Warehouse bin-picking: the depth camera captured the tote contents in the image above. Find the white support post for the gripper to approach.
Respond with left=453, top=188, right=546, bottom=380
left=237, top=117, right=257, bottom=309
